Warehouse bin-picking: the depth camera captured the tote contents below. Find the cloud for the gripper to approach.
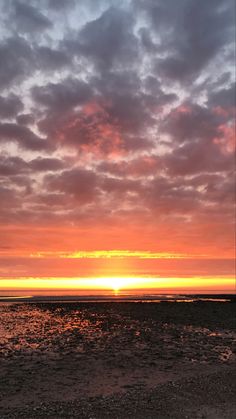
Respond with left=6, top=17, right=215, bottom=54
left=12, top=1, right=52, bottom=33
left=162, top=140, right=234, bottom=176
left=45, top=168, right=99, bottom=203
left=162, top=102, right=229, bottom=144
left=0, top=0, right=235, bottom=266
left=16, top=114, right=35, bottom=126
left=0, top=155, right=65, bottom=177
left=47, top=0, right=75, bottom=10
left=29, top=157, right=65, bottom=172
left=143, top=0, right=235, bottom=82
left=33, top=69, right=176, bottom=155
left=32, top=78, right=92, bottom=113
left=98, top=156, right=160, bottom=177
left=75, top=7, right=139, bottom=71
left=0, top=94, right=23, bottom=118
left=207, top=82, right=236, bottom=111
left=0, top=156, right=28, bottom=176
left=36, top=46, right=71, bottom=71
left=0, top=123, right=48, bottom=151
left=0, top=36, right=33, bottom=89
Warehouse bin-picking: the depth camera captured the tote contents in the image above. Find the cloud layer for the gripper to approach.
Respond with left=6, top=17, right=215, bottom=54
left=0, top=0, right=235, bottom=276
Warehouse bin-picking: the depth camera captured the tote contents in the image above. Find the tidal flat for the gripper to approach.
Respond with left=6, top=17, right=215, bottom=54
left=0, top=300, right=235, bottom=418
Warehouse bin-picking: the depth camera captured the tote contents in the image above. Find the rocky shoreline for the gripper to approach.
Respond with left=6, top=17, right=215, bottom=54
left=0, top=301, right=235, bottom=418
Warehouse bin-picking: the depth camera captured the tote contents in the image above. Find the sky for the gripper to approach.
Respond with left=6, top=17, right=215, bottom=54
left=0, top=0, right=235, bottom=293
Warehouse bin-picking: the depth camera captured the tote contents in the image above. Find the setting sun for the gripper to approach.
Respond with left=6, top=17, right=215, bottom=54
left=93, top=276, right=143, bottom=292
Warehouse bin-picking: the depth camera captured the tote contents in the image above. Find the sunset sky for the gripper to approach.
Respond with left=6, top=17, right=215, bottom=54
left=0, top=0, right=235, bottom=293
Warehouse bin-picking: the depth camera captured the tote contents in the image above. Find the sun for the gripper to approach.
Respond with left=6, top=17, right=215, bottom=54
left=109, top=278, right=123, bottom=292
left=99, top=277, right=125, bottom=291
left=95, top=277, right=138, bottom=292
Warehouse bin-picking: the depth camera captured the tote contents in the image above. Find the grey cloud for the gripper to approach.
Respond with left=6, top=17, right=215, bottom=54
left=162, top=141, right=234, bottom=176
left=138, top=175, right=202, bottom=216
left=0, top=185, right=20, bottom=208
left=144, top=0, right=235, bottom=82
left=36, top=69, right=176, bottom=154
left=32, top=78, right=92, bottom=113
left=207, top=82, right=236, bottom=110
left=98, top=156, right=159, bottom=178
left=45, top=168, right=99, bottom=202
left=102, top=176, right=140, bottom=195
left=139, top=27, right=157, bottom=53
left=16, top=114, right=35, bottom=125
left=29, top=157, right=65, bottom=172
left=47, top=0, right=75, bottom=10
left=203, top=175, right=235, bottom=204
left=0, top=123, right=48, bottom=151
left=35, top=192, right=68, bottom=207
left=90, top=70, right=177, bottom=135
left=36, top=46, right=71, bottom=71
left=0, top=36, right=71, bottom=92
left=0, top=94, right=23, bottom=118
left=0, top=155, right=64, bottom=178
left=162, top=103, right=224, bottom=143
left=75, top=7, right=139, bottom=71
left=0, top=156, right=28, bottom=176
left=13, top=1, right=52, bottom=33
left=0, top=36, right=33, bottom=89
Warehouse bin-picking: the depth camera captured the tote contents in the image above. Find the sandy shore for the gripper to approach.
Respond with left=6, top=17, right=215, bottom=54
left=0, top=301, right=235, bottom=418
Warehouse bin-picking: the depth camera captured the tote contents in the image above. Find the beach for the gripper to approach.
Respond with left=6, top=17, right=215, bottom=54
left=0, top=299, right=235, bottom=418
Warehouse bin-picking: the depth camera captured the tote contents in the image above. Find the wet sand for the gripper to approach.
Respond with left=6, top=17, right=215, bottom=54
left=0, top=300, right=235, bottom=418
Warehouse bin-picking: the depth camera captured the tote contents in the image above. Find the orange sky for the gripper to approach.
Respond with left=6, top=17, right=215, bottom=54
left=0, top=224, right=235, bottom=293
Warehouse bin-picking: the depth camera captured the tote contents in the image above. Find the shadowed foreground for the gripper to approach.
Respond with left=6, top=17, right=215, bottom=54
left=0, top=300, right=235, bottom=418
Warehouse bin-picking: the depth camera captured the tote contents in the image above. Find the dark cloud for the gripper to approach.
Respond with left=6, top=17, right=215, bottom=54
left=16, top=114, right=35, bottom=126
left=0, top=155, right=64, bottom=177
left=32, top=78, right=92, bottom=113
left=162, top=141, right=234, bottom=176
left=71, top=7, right=139, bottom=71
left=162, top=103, right=225, bottom=143
left=0, top=123, right=48, bottom=151
left=0, top=156, right=28, bottom=176
left=33, top=69, right=176, bottom=154
left=139, top=27, right=157, bottom=53
left=36, top=46, right=71, bottom=71
left=207, top=82, right=236, bottom=110
left=98, top=156, right=160, bottom=178
left=0, top=94, right=23, bottom=118
left=12, top=1, right=52, bottom=33
left=47, top=0, right=75, bottom=10
left=0, top=36, right=33, bottom=89
left=29, top=157, right=65, bottom=172
left=144, top=0, right=235, bottom=82
left=0, top=185, right=20, bottom=209
left=203, top=175, right=235, bottom=205
left=0, top=36, right=72, bottom=91
left=45, top=168, right=99, bottom=203
left=102, top=176, right=140, bottom=196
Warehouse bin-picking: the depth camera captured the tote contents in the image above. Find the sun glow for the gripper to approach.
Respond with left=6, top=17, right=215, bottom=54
left=93, top=276, right=142, bottom=291
left=0, top=276, right=234, bottom=293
